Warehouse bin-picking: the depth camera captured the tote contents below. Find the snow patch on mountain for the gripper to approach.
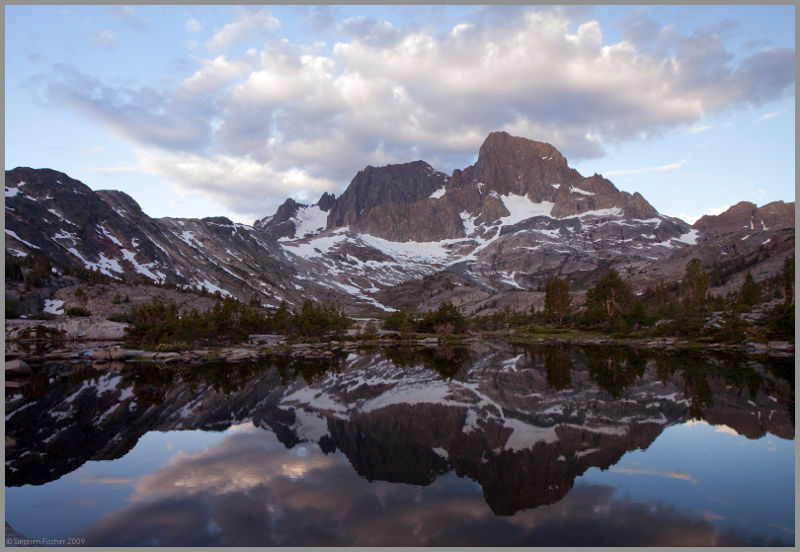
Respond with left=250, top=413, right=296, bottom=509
left=5, top=181, right=24, bottom=198
left=672, top=229, right=700, bottom=245
left=324, top=280, right=396, bottom=311
left=52, top=230, right=78, bottom=243
left=177, top=229, right=204, bottom=249
left=460, top=211, right=479, bottom=236
left=292, top=205, right=328, bottom=239
left=43, top=299, right=65, bottom=315
left=46, top=208, right=75, bottom=225
left=577, top=207, right=624, bottom=219
left=357, top=233, right=457, bottom=265
left=499, top=194, right=554, bottom=223
left=98, top=225, right=123, bottom=247
left=193, top=278, right=231, bottom=297
left=6, top=229, right=40, bottom=250
left=432, top=447, right=449, bottom=459
left=569, top=186, right=595, bottom=196
left=282, top=232, right=350, bottom=259
left=66, top=249, right=124, bottom=277
left=120, top=249, right=165, bottom=282
left=502, top=354, right=525, bottom=370
left=498, top=272, right=524, bottom=289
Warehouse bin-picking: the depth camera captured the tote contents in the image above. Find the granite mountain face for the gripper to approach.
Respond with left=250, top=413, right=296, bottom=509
left=5, top=132, right=795, bottom=316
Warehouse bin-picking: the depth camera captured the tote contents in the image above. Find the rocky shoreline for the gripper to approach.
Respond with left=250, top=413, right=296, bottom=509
left=509, top=334, right=795, bottom=357
left=6, top=316, right=128, bottom=341
left=4, top=316, right=794, bottom=378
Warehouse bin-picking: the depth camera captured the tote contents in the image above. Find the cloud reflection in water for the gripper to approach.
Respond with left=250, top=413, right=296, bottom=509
left=82, top=422, right=783, bottom=547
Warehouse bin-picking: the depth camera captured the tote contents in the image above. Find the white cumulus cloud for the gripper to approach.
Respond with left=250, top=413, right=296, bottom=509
left=185, top=18, right=202, bottom=33
left=207, top=8, right=280, bottom=53
left=40, top=6, right=795, bottom=222
left=688, top=125, right=712, bottom=134
left=89, top=30, right=118, bottom=48
left=753, top=111, right=779, bottom=123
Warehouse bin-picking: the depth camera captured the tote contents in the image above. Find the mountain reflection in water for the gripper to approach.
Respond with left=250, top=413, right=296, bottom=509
left=5, top=342, right=795, bottom=546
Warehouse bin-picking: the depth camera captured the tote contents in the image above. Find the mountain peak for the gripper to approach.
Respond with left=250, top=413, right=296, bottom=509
left=254, top=197, right=301, bottom=237
left=449, top=132, right=579, bottom=209
left=693, top=200, right=794, bottom=234
left=258, top=131, right=667, bottom=242
left=254, top=191, right=341, bottom=240
left=96, top=190, right=147, bottom=221
left=317, top=191, right=336, bottom=212
left=479, top=131, right=564, bottom=162
left=326, top=159, right=450, bottom=233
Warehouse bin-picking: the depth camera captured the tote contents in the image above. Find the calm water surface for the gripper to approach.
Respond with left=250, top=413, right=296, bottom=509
left=5, top=343, right=795, bottom=546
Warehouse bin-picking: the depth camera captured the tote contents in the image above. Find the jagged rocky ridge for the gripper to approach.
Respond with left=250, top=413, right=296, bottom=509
left=5, top=344, right=794, bottom=515
left=4, top=168, right=336, bottom=309
left=5, top=132, right=795, bottom=315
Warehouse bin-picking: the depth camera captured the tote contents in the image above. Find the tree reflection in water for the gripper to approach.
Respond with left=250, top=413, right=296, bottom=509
left=4, top=342, right=794, bottom=546
left=383, top=345, right=472, bottom=380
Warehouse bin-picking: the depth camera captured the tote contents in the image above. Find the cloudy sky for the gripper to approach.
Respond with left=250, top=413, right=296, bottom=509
left=5, top=4, right=795, bottom=225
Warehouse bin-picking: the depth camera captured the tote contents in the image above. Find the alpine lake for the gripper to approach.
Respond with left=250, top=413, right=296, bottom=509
left=5, top=340, right=795, bottom=547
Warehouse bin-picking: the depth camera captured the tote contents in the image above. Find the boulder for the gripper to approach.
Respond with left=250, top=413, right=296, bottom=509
left=91, top=348, right=127, bottom=362
left=5, top=358, right=31, bottom=376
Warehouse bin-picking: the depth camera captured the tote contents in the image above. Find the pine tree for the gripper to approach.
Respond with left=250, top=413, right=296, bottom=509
left=651, top=281, right=679, bottom=319
left=737, top=272, right=760, bottom=310
left=270, top=301, right=292, bottom=333
left=584, top=269, right=633, bottom=325
left=418, top=301, right=467, bottom=334
left=74, top=287, right=87, bottom=307
left=719, top=308, right=746, bottom=343
left=767, top=255, right=795, bottom=340
left=384, top=310, right=415, bottom=333
left=681, top=259, right=709, bottom=314
left=544, top=277, right=572, bottom=326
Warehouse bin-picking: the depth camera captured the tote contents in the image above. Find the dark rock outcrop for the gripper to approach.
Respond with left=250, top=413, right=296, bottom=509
left=326, top=160, right=450, bottom=236
left=694, top=200, right=794, bottom=236
left=317, top=191, right=336, bottom=211
left=319, top=132, right=661, bottom=243
left=254, top=198, right=302, bottom=239
left=442, top=132, right=658, bottom=220
left=254, top=192, right=337, bottom=241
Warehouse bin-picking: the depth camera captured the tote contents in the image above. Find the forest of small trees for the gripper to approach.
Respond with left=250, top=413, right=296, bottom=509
left=383, top=255, right=794, bottom=342
left=384, top=301, right=468, bottom=335
left=124, top=297, right=351, bottom=348
left=531, top=255, right=795, bottom=341
left=8, top=247, right=794, bottom=346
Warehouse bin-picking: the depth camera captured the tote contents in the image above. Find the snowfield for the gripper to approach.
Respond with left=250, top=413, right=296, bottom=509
left=291, top=205, right=328, bottom=239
